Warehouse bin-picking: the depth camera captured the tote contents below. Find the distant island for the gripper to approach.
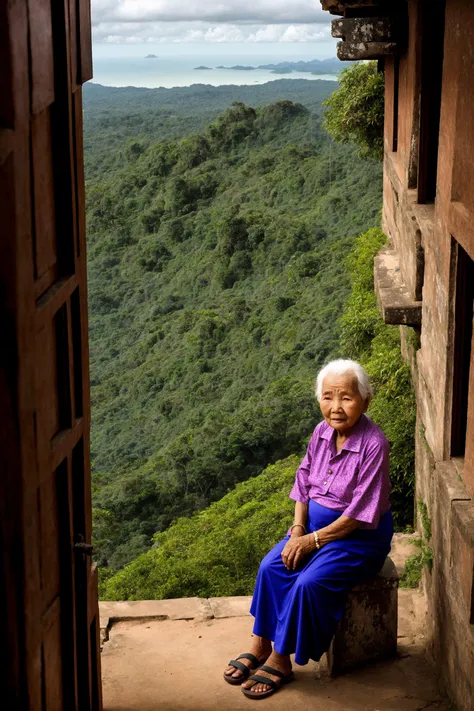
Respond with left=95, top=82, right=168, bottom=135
left=194, top=66, right=213, bottom=70
left=258, top=58, right=353, bottom=74
left=210, top=58, right=353, bottom=75
left=145, top=54, right=158, bottom=59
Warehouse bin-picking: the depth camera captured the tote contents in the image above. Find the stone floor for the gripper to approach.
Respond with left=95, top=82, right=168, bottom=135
left=101, top=534, right=450, bottom=711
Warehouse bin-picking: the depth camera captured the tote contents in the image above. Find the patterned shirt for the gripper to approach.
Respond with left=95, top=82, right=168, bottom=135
left=289, top=414, right=391, bottom=529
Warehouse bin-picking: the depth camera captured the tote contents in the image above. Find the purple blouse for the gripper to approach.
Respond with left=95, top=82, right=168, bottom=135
left=289, top=414, right=391, bottom=529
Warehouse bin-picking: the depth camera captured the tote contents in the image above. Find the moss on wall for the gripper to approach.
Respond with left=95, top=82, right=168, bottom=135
left=400, top=498, right=433, bottom=588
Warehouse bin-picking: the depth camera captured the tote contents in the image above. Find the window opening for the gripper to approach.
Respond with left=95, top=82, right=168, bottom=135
left=392, top=57, right=400, bottom=152
left=417, top=0, right=446, bottom=203
left=451, top=242, right=474, bottom=457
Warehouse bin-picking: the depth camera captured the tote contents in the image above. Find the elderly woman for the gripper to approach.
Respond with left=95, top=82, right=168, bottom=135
left=223, top=359, right=393, bottom=699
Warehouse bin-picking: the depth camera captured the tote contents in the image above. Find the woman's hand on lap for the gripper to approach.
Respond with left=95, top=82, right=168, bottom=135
left=281, top=533, right=315, bottom=570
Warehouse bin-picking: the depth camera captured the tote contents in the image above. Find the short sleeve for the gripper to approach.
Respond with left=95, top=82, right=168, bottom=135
left=343, top=438, right=389, bottom=527
left=289, top=430, right=317, bottom=504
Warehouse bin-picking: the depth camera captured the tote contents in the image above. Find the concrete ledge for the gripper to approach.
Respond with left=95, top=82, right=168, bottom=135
left=99, top=597, right=213, bottom=647
left=374, top=247, right=422, bottom=326
left=451, top=502, right=474, bottom=623
left=435, top=461, right=472, bottom=505
left=208, top=596, right=252, bottom=619
left=99, top=596, right=254, bottom=647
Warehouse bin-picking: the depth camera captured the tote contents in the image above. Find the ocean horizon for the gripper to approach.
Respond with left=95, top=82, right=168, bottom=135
left=91, top=55, right=339, bottom=89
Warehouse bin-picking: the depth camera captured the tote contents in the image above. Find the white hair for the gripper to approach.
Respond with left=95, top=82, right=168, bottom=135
left=315, top=359, right=373, bottom=403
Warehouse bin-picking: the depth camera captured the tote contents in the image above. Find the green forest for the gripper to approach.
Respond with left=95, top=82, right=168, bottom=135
left=85, top=69, right=415, bottom=597
left=83, top=79, right=336, bottom=179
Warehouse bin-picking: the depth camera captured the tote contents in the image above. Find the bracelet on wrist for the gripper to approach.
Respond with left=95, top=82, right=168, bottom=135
left=290, top=523, right=307, bottom=534
left=313, top=531, right=321, bottom=550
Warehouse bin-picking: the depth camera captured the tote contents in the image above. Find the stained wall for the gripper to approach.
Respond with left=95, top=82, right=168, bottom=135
left=382, top=2, right=474, bottom=709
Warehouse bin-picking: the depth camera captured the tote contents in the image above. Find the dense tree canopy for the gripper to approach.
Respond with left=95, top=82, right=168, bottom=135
left=83, top=79, right=336, bottom=180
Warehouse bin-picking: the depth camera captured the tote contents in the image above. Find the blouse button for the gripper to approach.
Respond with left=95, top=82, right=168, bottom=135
left=328, top=469, right=332, bottom=474
left=323, top=481, right=327, bottom=485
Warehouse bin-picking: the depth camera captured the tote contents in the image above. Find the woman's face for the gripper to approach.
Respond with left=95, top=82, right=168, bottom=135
left=319, top=373, right=368, bottom=436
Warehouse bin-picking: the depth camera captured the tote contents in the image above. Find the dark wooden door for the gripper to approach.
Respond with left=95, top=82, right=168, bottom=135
left=0, top=1, right=101, bottom=709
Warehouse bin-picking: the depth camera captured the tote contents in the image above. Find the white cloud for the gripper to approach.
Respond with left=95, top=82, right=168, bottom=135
left=94, top=22, right=330, bottom=45
left=92, top=1, right=327, bottom=25
left=247, top=24, right=330, bottom=43
left=91, top=0, right=332, bottom=44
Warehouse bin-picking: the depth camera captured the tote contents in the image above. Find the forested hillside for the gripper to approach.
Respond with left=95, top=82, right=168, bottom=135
left=85, top=84, right=383, bottom=571
left=100, top=455, right=298, bottom=600
left=83, top=79, right=335, bottom=179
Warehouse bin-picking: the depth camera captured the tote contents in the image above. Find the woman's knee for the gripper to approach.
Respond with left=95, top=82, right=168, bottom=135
left=258, top=539, right=287, bottom=575
left=293, top=567, right=325, bottom=593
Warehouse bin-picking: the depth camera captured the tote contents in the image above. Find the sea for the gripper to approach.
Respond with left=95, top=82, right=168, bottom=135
left=91, top=55, right=338, bottom=89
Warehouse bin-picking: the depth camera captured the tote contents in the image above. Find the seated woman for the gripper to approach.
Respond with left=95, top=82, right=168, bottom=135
left=223, top=359, right=393, bottom=699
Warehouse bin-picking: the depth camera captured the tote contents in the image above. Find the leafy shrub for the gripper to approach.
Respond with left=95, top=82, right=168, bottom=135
left=400, top=499, right=433, bottom=587
left=99, top=456, right=298, bottom=600
left=323, top=62, right=385, bottom=160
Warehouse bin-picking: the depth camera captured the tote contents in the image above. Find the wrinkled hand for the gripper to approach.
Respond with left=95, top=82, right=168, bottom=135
left=281, top=533, right=315, bottom=570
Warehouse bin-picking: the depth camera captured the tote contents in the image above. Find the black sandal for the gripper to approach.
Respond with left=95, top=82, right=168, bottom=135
left=241, top=665, right=295, bottom=699
left=223, top=653, right=264, bottom=685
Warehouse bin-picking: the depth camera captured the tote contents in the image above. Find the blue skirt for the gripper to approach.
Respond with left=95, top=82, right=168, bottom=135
left=250, top=500, right=393, bottom=665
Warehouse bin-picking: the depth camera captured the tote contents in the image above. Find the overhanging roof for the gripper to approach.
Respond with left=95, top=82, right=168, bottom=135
left=320, top=1, right=398, bottom=16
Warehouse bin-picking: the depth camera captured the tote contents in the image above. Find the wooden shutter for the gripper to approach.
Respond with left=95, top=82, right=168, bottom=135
left=0, top=1, right=101, bottom=709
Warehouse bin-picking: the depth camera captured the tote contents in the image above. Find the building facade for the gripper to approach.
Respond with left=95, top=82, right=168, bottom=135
left=320, top=1, right=474, bottom=709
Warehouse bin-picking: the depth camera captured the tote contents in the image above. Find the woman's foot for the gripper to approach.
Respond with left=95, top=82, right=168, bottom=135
left=241, top=650, right=293, bottom=695
left=224, top=636, right=272, bottom=681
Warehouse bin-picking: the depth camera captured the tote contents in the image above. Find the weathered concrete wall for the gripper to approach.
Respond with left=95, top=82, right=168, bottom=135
left=382, top=1, right=423, bottom=302
left=450, top=5, right=474, bottom=224
left=320, top=1, right=474, bottom=706
left=381, top=2, right=474, bottom=709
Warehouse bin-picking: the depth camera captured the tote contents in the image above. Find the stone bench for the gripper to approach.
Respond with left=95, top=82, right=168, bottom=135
left=326, top=556, right=399, bottom=675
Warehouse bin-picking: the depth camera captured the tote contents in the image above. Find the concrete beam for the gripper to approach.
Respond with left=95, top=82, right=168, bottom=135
left=332, top=16, right=396, bottom=41
left=332, top=16, right=399, bottom=59
left=374, top=247, right=422, bottom=326
left=337, top=40, right=398, bottom=60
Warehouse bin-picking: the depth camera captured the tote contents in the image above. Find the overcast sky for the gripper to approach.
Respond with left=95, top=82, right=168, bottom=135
left=91, top=0, right=337, bottom=57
